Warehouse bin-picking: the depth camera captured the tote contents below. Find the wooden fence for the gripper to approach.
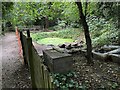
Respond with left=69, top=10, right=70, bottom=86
left=17, top=29, right=54, bottom=89
left=16, top=27, right=24, bottom=64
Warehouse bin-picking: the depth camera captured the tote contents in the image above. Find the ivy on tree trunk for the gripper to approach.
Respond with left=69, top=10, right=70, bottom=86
left=76, top=1, right=93, bottom=64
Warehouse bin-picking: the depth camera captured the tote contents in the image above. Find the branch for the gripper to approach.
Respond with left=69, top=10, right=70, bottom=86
left=85, top=0, right=88, bottom=18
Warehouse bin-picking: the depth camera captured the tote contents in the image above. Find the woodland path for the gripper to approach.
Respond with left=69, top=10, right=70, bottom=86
left=1, top=32, right=31, bottom=89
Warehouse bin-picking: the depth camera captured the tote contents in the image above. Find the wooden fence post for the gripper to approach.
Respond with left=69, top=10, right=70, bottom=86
left=27, top=30, right=30, bottom=37
left=41, top=65, right=45, bottom=88
left=27, top=37, right=37, bottom=88
left=19, top=31, right=27, bottom=65
left=15, top=28, right=22, bottom=59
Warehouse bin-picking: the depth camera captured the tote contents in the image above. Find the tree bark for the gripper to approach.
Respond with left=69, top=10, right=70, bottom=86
left=76, top=1, right=93, bottom=64
left=117, top=2, right=120, bottom=45
left=45, top=17, right=49, bottom=31
left=85, top=0, right=88, bottom=17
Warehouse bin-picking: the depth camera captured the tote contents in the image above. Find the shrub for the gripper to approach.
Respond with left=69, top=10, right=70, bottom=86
left=92, top=30, right=118, bottom=47
left=88, top=16, right=119, bottom=47
left=31, top=28, right=81, bottom=42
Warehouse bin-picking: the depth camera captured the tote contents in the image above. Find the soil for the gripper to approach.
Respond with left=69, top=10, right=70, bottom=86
left=73, top=52, right=120, bottom=89
left=71, top=31, right=120, bottom=89
left=1, top=32, right=32, bottom=89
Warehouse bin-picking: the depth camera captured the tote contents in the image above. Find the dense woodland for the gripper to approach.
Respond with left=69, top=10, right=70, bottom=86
left=1, top=1, right=120, bottom=89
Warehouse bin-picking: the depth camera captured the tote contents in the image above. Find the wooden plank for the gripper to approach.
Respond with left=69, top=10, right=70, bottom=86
left=20, top=31, right=27, bottom=65
left=22, top=34, right=30, bottom=66
left=39, top=63, right=44, bottom=88
left=41, top=65, right=45, bottom=88
left=27, top=30, right=30, bottom=37
left=27, top=37, right=37, bottom=88
left=46, top=71, right=50, bottom=89
left=92, top=51, right=108, bottom=61
left=105, top=48, right=120, bottom=54
left=102, top=45, right=120, bottom=50
left=110, top=54, right=120, bottom=64
left=44, top=68, right=48, bottom=88
left=19, top=30, right=55, bottom=89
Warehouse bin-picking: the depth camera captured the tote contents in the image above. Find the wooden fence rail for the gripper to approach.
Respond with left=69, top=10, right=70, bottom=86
left=17, top=29, right=54, bottom=89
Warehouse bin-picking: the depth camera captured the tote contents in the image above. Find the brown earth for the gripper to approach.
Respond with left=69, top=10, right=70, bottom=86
left=73, top=53, right=120, bottom=89
left=1, top=32, right=32, bottom=89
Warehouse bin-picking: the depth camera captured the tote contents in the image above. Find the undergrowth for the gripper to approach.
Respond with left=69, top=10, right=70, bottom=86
left=51, top=71, right=87, bottom=89
left=31, top=17, right=119, bottom=47
left=87, top=17, right=119, bottom=47
left=31, top=28, right=81, bottom=42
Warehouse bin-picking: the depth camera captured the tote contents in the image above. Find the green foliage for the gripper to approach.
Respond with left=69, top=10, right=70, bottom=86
left=2, top=2, right=80, bottom=28
left=112, top=83, right=118, bottom=89
left=93, top=30, right=118, bottom=47
left=51, top=20, right=67, bottom=31
left=88, top=17, right=119, bottom=47
left=37, top=38, right=73, bottom=46
left=57, top=20, right=66, bottom=28
left=2, top=2, right=14, bottom=20
left=61, top=2, right=79, bottom=24
left=10, top=2, right=37, bottom=26
left=52, top=71, right=86, bottom=89
left=31, top=28, right=81, bottom=42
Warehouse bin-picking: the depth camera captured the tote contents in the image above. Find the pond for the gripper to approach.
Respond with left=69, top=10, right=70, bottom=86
left=37, top=38, right=73, bottom=46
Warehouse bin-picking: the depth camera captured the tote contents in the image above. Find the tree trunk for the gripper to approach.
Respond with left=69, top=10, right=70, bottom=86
left=119, top=31, right=120, bottom=45
left=76, top=1, right=93, bottom=64
left=45, top=17, right=49, bottom=31
left=117, top=2, right=120, bottom=45
left=85, top=0, right=88, bottom=17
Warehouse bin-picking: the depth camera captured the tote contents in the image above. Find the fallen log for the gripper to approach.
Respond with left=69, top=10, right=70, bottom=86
left=109, top=54, right=120, bottom=64
left=105, top=48, right=120, bottom=54
left=102, top=45, right=120, bottom=50
left=92, top=50, right=120, bottom=64
left=52, top=46, right=66, bottom=53
left=53, top=45, right=120, bottom=64
left=92, top=51, right=109, bottom=61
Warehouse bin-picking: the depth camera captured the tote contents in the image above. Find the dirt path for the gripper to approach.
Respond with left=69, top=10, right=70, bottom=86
left=1, top=32, right=31, bottom=88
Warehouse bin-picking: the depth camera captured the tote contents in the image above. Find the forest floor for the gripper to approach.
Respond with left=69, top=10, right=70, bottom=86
left=1, top=32, right=31, bottom=88
left=73, top=53, right=120, bottom=89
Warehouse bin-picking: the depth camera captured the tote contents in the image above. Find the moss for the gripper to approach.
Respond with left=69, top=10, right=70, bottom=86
left=37, top=38, right=73, bottom=46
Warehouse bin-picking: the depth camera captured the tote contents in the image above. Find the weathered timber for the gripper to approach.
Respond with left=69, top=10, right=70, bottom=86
left=19, top=31, right=28, bottom=65
left=27, top=37, right=37, bottom=88
left=105, top=48, right=120, bottom=54
left=92, top=49, right=120, bottom=64
left=102, top=45, right=120, bottom=51
left=110, top=54, right=120, bottom=64
left=52, top=46, right=66, bottom=53
left=92, top=51, right=109, bottom=61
